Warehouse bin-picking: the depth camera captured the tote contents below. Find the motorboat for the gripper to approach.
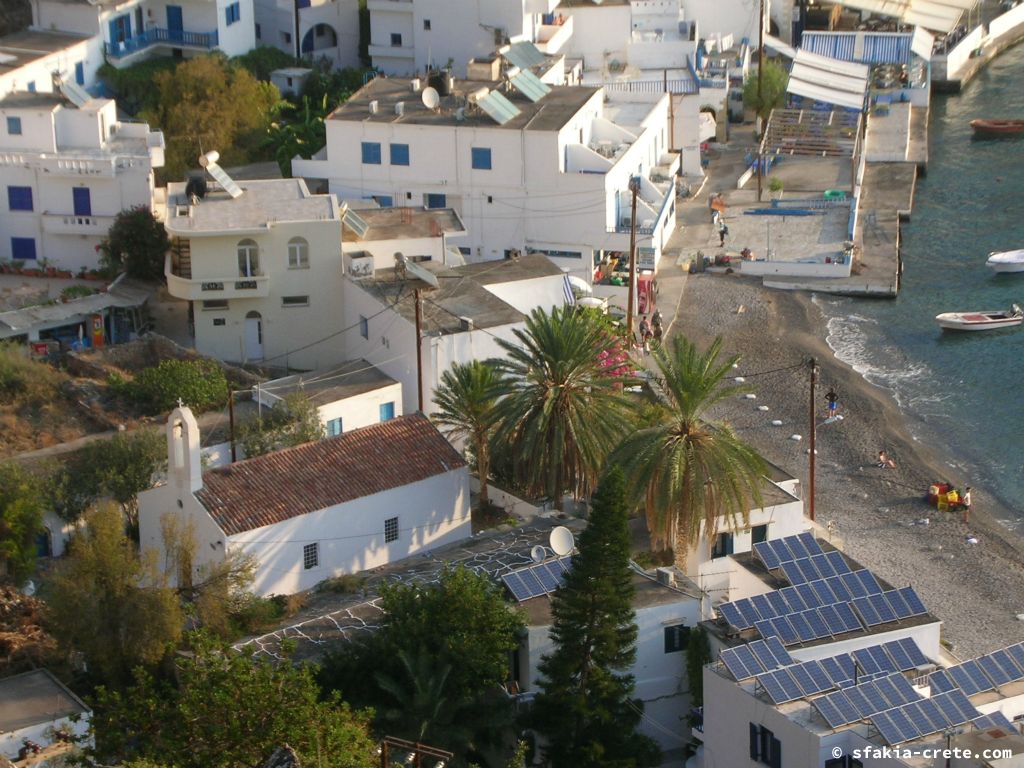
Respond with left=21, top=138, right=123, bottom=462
left=986, top=249, right=1024, bottom=273
left=970, top=119, right=1024, bottom=137
left=935, top=304, right=1024, bottom=331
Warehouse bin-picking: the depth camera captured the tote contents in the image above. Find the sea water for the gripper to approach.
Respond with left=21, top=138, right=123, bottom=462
left=818, top=42, right=1024, bottom=529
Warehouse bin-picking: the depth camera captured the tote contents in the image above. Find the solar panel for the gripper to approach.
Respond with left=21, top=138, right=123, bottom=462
left=882, top=638, right=930, bottom=672
left=843, top=685, right=876, bottom=720
left=751, top=593, right=778, bottom=622
left=766, top=616, right=801, bottom=645
left=753, top=540, right=781, bottom=570
left=784, top=535, right=810, bottom=560
left=867, top=593, right=899, bottom=624
left=534, top=562, right=561, bottom=592
left=788, top=611, right=819, bottom=643
left=798, top=531, right=824, bottom=557
left=477, top=90, right=522, bottom=125
left=825, top=575, right=853, bottom=602
left=853, top=646, right=892, bottom=676
left=840, top=571, right=869, bottom=599
left=509, top=70, right=551, bottom=102
left=789, top=661, right=833, bottom=697
left=1007, top=642, right=1024, bottom=672
left=886, top=586, right=928, bottom=619
left=781, top=560, right=808, bottom=585
left=991, top=648, right=1024, bottom=680
left=779, top=586, right=808, bottom=613
left=802, top=660, right=834, bottom=693
left=856, top=569, right=884, bottom=594
left=803, top=608, right=832, bottom=640
left=834, top=602, right=864, bottom=633
left=500, top=571, right=531, bottom=601
left=754, top=619, right=779, bottom=642
left=720, top=645, right=764, bottom=680
left=852, top=596, right=885, bottom=626
left=973, top=711, right=1016, bottom=732
left=771, top=538, right=796, bottom=563
left=872, top=710, right=909, bottom=746
left=903, top=700, right=942, bottom=737
left=825, top=550, right=851, bottom=574
left=517, top=567, right=544, bottom=596
left=764, top=637, right=795, bottom=667
left=813, top=694, right=850, bottom=728
left=949, top=659, right=995, bottom=696
left=794, top=583, right=822, bottom=609
left=919, top=695, right=953, bottom=730
left=821, top=653, right=856, bottom=688
left=341, top=206, right=369, bottom=238
left=809, top=553, right=837, bottom=579
left=718, top=601, right=746, bottom=629
left=809, top=579, right=839, bottom=606
left=765, top=590, right=790, bottom=616
left=750, top=639, right=783, bottom=672
left=929, top=669, right=957, bottom=694
left=933, top=689, right=980, bottom=725
left=977, top=653, right=1018, bottom=687
left=502, top=41, right=546, bottom=70
left=758, top=668, right=804, bottom=704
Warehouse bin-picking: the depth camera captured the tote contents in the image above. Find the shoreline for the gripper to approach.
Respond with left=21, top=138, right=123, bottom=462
left=673, top=271, right=1024, bottom=656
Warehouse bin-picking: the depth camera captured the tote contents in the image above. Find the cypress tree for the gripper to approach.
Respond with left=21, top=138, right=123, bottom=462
left=531, top=467, right=661, bottom=768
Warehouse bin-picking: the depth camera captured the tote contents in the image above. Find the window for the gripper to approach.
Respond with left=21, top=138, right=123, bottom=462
left=302, top=542, right=319, bottom=569
left=361, top=141, right=382, bottom=165
left=423, top=19, right=431, bottom=30
left=73, top=187, right=91, bottom=216
left=282, top=295, right=309, bottom=307
left=326, top=417, right=342, bottom=436
left=384, top=516, right=399, bottom=543
left=287, top=236, right=309, bottom=268
left=225, top=2, right=241, bottom=25
left=202, top=299, right=229, bottom=310
left=390, top=143, right=410, bottom=166
left=390, top=32, right=402, bottom=46
left=27, top=81, right=36, bottom=93
left=424, top=193, right=446, bottom=209
left=487, top=195, right=493, bottom=204
left=237, top=239, right=259, bottom=277
left=379, top=401, right=395, bottom=421
left=5, top=117, right=21, bottom=135
left=375, top=195, right=393, bottom=207
left=11, top=237, right=36, bottom=261
left=664, top=623, right=690, bottom=653
left=75, top=61, right=85, bottom=86
left=535, top=249, right=582, bottom=260
left=471, top=147, right=492, bottom=170
left=711, top=532, right=734, bottom=559
left=7, top=186, right=33, bottom=212
left=751, top=524, right=768, bottom=545
left=213, top=318, right=227, bottom=326
left=359, top=315, right=369, bottom=339
left=255, top=22, right=261, bottom=38
left=282, top=31, right=292, bottom=44
left=749, top=724, right=781, bottom=768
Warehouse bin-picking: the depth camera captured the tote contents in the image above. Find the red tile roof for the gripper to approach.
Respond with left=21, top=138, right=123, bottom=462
left=195, top=413, right=467, bottom=535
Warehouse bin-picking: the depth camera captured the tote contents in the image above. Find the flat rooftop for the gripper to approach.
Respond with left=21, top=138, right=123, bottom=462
left=0, top=91, right=65, bottom=109
left=0, top=669, right=89, bottom=732
left=342, top=205, right=465, bottom=243
left=330, top=76, right=598, bottom=132
left=0, top=30, right=91, bottom=77
left=166, top=178, right=338, bottom=234
left=259, top=359, right=398, bottom=403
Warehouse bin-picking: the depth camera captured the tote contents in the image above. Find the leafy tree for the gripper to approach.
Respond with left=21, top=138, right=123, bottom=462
left=531, top=468, right=660, bottom=768
left=493, top=306, right=634, bottom=509
left=237, top=392, right=325, bottom=458
left=0, top=462, right=44, bottom=585
left=125, top=358, right=229, bottom=415
left=300, top=58, right=366, bottom=112
left=612, top=336, right=766, bottom=564
left=97, top=206, right=170, bottom=281
left=97, top=59, right=180, bottom=116
left=685, top=624, right=711, bottom=708
left=43, top=503, right=182, bottom=688
left=266, top=95, right=329, bottom=177
left=90, top=632, right=378, bottom=768
left=742, top=59, right=789, bottom=127
left=432, top=361, right=505, bottom=508
left=141, top=54, right=282, bottom=179
left=232, top=46, right=297, bottom=81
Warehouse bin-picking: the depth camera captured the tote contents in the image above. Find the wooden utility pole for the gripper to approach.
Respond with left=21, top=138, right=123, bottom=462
left=664, top=69, right=675, bottom=150
left=756, top=0, right=766, bottom=202
left=227, top=390, right=237, bottom=463
left=626, top=176, right=641, bottom=345
left=414, top=288, right=425, bottom=413
left=293, top=0, right=302, bottom=58
left=808, top=357, right=817, bottom=522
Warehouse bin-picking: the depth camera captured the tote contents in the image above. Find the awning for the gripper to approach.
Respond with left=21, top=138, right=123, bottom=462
left=801, top=33, right=857, bottom=60
left=819, top=0, right=968, bottom=32
left=787, top=50, right=869, bottom=110
left=911, top=26, right=935, bottom=60
left=764, top=35, right=798, bottom=59
left=0, top=276, right=152, bottom=339
left=862, top=34, right=914, bottom=62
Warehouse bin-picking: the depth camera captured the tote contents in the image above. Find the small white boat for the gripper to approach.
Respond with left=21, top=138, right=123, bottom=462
left=935, top=304, right=1024, bottom=331
left=986, top=249, right=1024, bottom=273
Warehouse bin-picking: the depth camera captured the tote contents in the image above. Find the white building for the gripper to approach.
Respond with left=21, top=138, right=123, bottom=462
left=0, top=669, right=92, bottom=762
left=138, top=406, right=472, bottom=596
left=32, top=0, right=256, bottom=74
left=254, top=0, right=360, bottom=69
left=342, top=253, right=573, bottom=416
left=0, top=29, right=99, bottom=97
left=0, top=91, right=164, bottom=270
left=293, top=71, right=679, bottom=281
left=253, top=359, right=403, bottom=436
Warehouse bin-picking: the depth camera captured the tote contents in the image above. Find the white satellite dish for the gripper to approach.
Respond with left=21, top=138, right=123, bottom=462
left=421, top=86, right=440, bottom=110
left=530, top=545, right=548, bottom=563
left=394, top=252, right=439, bottom=289
left=549, top=526, right=575, bottom=557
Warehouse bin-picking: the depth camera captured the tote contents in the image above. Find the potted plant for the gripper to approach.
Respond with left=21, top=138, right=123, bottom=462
left=769, top=177, right=784, bottom=201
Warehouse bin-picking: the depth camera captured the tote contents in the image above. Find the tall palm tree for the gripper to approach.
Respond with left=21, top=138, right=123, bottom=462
left=432, top=361, right=505, bottom=508
left=612, top=335, right=766, bottom=565
left=493, top=306, right=634, bottom=509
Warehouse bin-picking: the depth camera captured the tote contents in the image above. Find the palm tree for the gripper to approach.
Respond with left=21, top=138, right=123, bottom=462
left=493, top=306, right=634, bottom=509
left=432, top=361, right=505, bottom=508
left=375, top=649, right=466, bottom=744
left=612, top=335, right=766, bottom=565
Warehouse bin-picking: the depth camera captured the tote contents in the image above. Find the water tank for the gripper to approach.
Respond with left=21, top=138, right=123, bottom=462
left=427, top=72, right=451, bottom=96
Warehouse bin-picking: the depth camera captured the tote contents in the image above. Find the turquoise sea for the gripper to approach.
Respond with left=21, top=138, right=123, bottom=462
left=818, top=42, right=1024, bottom=529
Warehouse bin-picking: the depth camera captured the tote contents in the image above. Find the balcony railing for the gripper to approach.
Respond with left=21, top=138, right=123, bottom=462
left=105, top=28, right=219, bottom=58
left=41, top=213, right=116, bottom=235
left=165, top=254, right=270, bottom=300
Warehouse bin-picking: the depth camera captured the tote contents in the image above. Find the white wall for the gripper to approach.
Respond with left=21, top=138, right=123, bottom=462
left=0, top=38, right=100, bottom=96
left=315, top=381, right=403, bottom=432
left=299, top=0, right=361, bottom=69
left=0, top=712, right=91, bottom=761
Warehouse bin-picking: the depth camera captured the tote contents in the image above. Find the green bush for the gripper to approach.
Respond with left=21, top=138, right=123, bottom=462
left=233, top=47, right=297, bottom=81
left=128, top=359, right=229, bottom=415
left=0, top=342, right=61, bottom=404
left=98, top=59, right=181, bottom=116
left=60, top=284, right=96, bottom=301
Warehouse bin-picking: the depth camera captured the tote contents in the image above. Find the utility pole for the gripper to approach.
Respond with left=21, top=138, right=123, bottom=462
left=756, top=0, right=766, bottom=202
left=414, top=288, right=425, bottom=413
left=808, top=357, right=817, bottom=522
left=664, top=69, right=675, bottom=150
left=626, top=176, right=641, bottom=346
left=293, top=0, right=301, bottom=59
left=227, top=390, right=237, bottom=463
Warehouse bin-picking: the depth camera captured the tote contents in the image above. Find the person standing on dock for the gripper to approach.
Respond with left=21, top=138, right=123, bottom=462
left=962, top=486, right=972, bottom=524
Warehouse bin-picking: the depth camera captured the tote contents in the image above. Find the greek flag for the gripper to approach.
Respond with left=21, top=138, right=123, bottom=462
left=563, top=274, right=576, bottom=306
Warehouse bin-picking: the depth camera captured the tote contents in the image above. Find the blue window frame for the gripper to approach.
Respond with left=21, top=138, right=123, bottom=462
left=425, top=193, right=446, bottom=209
left=471, top=147, right=492, bottom=170
left=225, top=2, right=241, bottom=25
left=11, top=237, right=36, bottom=261
left=326, top=417, right=342, bottom=436
left=6, top=117, right=21, bottom=135
left=8, top=186, right=33, bottom=212
left=27, top=81, right=36, bottom=93
left=359, top=315, right=369, bottom=339
left=375, top=195, right=394, bottom=208
left=379, top=402, right=395, bottom=421
left=75, top=62, right=85, bottom=85
left=73, top=187, right=91, bottom=216
left=361, top=141, right=382, bottom=165
left=390, top=143, right=410, bottom=166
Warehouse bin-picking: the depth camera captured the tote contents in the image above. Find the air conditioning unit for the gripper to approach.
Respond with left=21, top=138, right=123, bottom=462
left=369, top=100, right=379, bottom=114
left=410, top=78, right=421, bottom=92
left=459, top=316, right=474, bottom=331
left=346, top=254, right=374, bottom=277
left=656, top=567, right=676, bottom=587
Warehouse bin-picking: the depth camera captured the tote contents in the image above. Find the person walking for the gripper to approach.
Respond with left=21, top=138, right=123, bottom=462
left=718, top=219, right=728, bottom=247
left=962, top=486, right=972, bottom=524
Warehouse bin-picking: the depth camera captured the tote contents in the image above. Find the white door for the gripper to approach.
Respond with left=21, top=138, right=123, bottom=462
left=244, top=314, right=263, bottom=360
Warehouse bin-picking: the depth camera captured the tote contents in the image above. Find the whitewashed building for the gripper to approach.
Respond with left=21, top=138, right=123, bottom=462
left=138, top=406, right=471, bottom=596
left=253, top=359, right=403, bottom=436
left=254, top=0, right=360, bottom=69
left=0, top=91, right=164, bottom=270
left=0, top=669, right=92, bottom=762
left=32, top=0, right=255, bottom=73
left=0, top=29, right=99, bottom=97
left=293, top=72, right=679, bottom=281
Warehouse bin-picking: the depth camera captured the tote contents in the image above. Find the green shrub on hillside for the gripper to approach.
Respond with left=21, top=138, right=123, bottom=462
left=0, top=342, right=61, bottom=404
left=126, top=359, right=228, bottom=414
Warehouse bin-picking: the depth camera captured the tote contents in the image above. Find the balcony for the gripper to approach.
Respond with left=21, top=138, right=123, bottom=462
left=105, top=27, right=219, bottom=59
left=41, top=213, right=116, bottom=235
left=165, top=255, right=270, bottom=300
left=536, top=13, right=573, bottom=55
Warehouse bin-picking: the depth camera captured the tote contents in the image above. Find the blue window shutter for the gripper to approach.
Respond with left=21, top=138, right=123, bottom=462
left=6, top=116, right=22, bottom=135
left=11, top=238, right=37, bottom=261
left=376, top=196, right=393, bottom=208
left=390, top=143, right=409, bottom=166
left=8, top=186, right=33, bottom=212
left=361, top=142, right=381, bottom=164
left=27, top=81, right=36, bottom=93
left=425, top=193, right=446, bottom=209
left=75, top=62, right=85, bottom=85
left=379, top=402, right=395, bottom=421
left=73, top=187, right=91, bottom=216
left=471, top=147, right=492, bottom=169
left=108, top=18, right=119, bottom=43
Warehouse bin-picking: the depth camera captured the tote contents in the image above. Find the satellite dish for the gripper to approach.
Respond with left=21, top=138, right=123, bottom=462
left=530, top=545, right=548, bottom=563
left=549, top=526, right=575, bottom=557
left=421, top=87, right=440, bottom=110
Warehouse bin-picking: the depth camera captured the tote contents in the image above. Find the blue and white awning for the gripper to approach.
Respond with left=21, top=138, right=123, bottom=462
left=801, top=31, right=916, bottom=64
left=787, top=50, right=869, bottom=110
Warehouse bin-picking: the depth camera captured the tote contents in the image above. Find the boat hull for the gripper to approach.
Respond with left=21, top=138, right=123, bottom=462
left=935, top=312, right=1024, bottom=331
left=986, top=249, right=1024, bottom=272
left=970, top=119, right=1024, bottom=137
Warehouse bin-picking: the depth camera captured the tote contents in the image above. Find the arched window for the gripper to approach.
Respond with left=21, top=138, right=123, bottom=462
left=237, top=239, right=259, bottom=277
left=288, top=236, right=309, bottom=269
